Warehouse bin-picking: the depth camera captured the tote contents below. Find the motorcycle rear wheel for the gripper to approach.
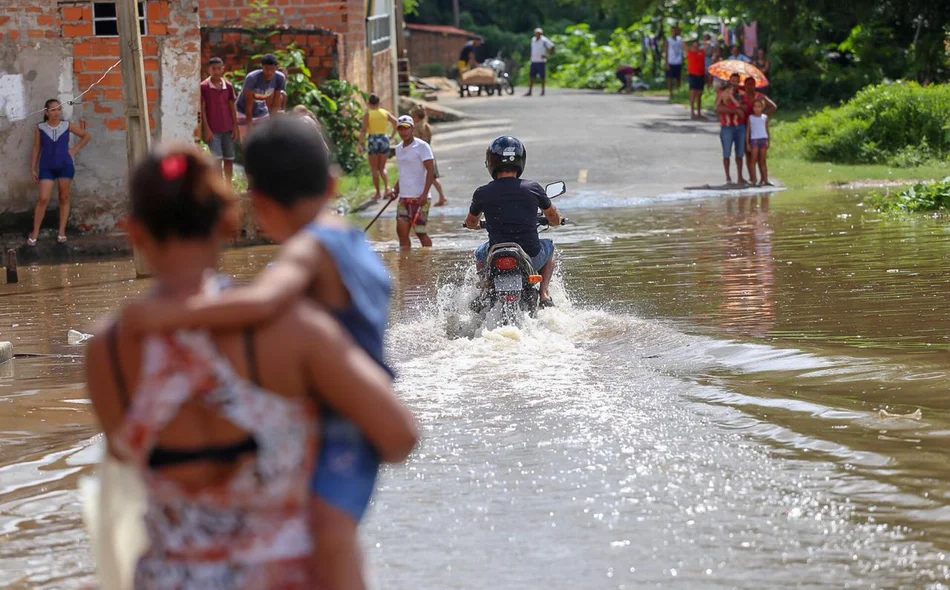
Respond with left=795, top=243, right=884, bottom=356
left=503, top=78, right=515, bottom=95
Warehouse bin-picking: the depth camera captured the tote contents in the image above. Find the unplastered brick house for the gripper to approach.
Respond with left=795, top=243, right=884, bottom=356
left=0, top=0, right=396, bottom=232
left=199, top=0, right=397, bottom=110
left=0, top=0, right=200, bottom=231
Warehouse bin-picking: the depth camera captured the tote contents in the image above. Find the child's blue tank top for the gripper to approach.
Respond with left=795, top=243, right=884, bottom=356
left=304, top=221, right=393, bottom=375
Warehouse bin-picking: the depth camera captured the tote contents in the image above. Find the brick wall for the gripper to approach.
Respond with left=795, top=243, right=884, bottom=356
left=0, top=0, right=201, bottom=231
left=199, top=0, right=368, bottom=91
left=201, top=27, right=340, bottom=83
left=407, top=29, right=471, bottom=76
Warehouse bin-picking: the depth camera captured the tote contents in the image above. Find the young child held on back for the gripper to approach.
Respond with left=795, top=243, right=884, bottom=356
left=746, top=98, right=771, bottom=186
left=409, top=105, right=447, bottom=206
left=122, top=116, right=412, bottom=590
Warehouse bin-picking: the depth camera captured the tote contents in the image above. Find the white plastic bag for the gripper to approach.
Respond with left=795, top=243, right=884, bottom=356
left=79, top=450, right=149, bottom=590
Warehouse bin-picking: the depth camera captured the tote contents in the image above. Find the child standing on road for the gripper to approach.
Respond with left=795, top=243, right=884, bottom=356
left=746, top=98, right=771, bottom=186
left=28, top=99, right=92, bottom=246
left=410, top=105, right=447, bottom=207
left=358, top=94, right=398, bottom=201
left=200, top=57, right=239, bottom=183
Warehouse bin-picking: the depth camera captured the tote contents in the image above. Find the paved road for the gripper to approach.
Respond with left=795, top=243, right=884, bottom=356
left=430, top=89, right=726, bottom=201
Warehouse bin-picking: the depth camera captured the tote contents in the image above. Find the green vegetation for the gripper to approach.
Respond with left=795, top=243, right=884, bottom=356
left=867, top=178, right=950, bottom=214
left=410, top=0, right=950, bottom=108
left=542, top=25, right=645, bottom=89
left=337, top=164, right=400, bottom=211
left=774, top=82, right=950, bottom=167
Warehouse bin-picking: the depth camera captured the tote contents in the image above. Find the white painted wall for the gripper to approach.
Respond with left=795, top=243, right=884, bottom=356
left=0, top=73, right=26, bottom=122
left=160, top=41, right=199, bottom=142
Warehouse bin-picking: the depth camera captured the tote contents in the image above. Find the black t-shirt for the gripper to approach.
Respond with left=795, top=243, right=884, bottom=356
left=469, top=178, right=552, bottom=256
left=459, top=41, right=476, bottom=62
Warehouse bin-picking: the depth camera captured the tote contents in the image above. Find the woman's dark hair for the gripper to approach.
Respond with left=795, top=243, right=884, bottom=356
left=130, top=143, right=236, bottom=242
left=368, top=94, right=380, bottom=105
left=43, top=99, right=60, bottom=122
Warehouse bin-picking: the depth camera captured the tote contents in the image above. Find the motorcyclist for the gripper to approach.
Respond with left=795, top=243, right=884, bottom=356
left=465, top=136, right=561, bottom=307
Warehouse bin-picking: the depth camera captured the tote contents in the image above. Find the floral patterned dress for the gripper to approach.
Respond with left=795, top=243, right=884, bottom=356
left=111, top=329, right=318, bottom=590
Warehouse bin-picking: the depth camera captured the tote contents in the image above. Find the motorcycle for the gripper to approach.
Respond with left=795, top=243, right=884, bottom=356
left=483, top=55, right=515, bottom=95
left=463, top=181, right=568, bottom=325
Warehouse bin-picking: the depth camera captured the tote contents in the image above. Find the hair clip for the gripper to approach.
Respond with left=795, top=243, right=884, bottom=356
left=160, top=154, right=187, bottom=181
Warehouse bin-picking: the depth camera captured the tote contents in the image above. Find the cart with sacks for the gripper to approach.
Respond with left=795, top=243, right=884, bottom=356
left=458, top=65, right=504, bottom=97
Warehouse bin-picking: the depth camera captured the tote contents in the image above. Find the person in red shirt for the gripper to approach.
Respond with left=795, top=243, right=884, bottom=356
left=686, top=40, right=706, bottom=119
left=200, top=57, right=240, bottom=182
left=715, top=73, right=748, bottom=185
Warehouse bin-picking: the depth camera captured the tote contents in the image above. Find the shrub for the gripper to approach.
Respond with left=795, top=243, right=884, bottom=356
left=316, top=79, right=367, bottom=175
left=543, top=24, right=649, bottom=90
left=868, top=178, right=950, bottom=214
left=782, top=82, right=950, bottom=165
left=419, top=63, right=445, bottom=77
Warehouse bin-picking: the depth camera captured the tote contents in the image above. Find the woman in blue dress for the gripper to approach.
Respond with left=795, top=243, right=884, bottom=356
left=29, top=99, right=92, bottom=245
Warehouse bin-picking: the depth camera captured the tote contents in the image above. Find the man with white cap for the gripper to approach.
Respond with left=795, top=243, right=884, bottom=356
left=526, top=27, right=555, bottom=97
left=389, top=115, right=435, bottom=249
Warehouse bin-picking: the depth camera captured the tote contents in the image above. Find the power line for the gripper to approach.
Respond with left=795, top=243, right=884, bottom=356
left=16, top=59, right=123, bottom=121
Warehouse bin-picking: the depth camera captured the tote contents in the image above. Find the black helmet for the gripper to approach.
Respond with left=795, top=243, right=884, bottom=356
left=485, top=136, right=526, bottom=179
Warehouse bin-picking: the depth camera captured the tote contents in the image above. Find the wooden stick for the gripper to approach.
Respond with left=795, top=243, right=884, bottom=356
left=5, top=249, right=17, bottom=284
left=364, top=196, right=398, bottom=232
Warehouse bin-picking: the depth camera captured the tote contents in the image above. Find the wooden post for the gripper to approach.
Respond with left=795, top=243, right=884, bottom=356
left=389, top=0, right=400, bottom=113
left=452, top=0, right=460, bottom=28
left=5, top=250, right=16, bottom=284
left=117, top=0, right=152, bottom=278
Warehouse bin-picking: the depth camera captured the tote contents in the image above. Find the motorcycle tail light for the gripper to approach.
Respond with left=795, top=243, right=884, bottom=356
left=493, top=256, right=518, bottom=271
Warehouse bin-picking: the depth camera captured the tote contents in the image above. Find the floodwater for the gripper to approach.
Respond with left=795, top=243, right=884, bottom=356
left=2, top=187, right=950, bottom=588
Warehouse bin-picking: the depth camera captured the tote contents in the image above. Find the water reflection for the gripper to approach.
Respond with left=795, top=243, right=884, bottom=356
left=718, top=195, right=775, bottom=338
left=2, top=188, right=950, bottom=587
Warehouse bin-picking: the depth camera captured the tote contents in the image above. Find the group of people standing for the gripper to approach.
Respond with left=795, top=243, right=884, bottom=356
left=715, top=74, right=777, bottom=186
left=661, top=26, right=772, bottom=115
left=655, top=25, right=776, bottom=186
left=25, top=54, right=288, bottom=246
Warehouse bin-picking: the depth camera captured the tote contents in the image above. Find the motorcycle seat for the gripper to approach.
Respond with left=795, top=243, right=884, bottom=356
left=487, top=243, right=535, bottom=273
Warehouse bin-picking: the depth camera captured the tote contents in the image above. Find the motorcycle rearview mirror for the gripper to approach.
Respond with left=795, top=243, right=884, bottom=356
left=545, top=181, right=566, bottom=199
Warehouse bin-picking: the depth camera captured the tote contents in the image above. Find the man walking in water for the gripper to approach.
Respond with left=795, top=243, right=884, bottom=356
left=391, top=115, right=435, bottom=249
left=662, top=25, right=684, bottom=100
left=526, top=28, right=555, bottom=97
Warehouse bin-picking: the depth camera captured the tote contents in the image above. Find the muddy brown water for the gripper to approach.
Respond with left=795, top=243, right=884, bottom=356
left=1, top=188, right=949, bottom=588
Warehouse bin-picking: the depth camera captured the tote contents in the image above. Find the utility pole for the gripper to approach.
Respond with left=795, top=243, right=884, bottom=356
left=452, top=0, right=460, bottom=28
left=117, top=0, right=152, bottom=277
